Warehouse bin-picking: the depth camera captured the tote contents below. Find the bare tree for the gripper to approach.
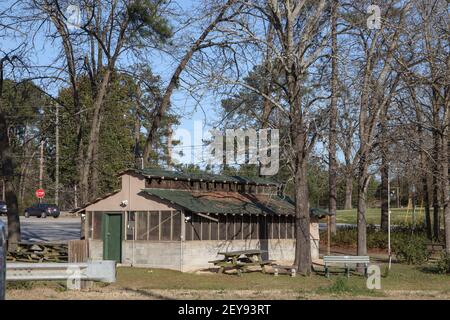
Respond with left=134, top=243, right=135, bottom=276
left=328, top=0, right=339, bottom=233
left=21, top=0, right=173, bottom=203
left=142, top=0, right=240, bottom=165
left=341, top=0, right=408, bottom=258
left=204, top=0, right=330, bottom=274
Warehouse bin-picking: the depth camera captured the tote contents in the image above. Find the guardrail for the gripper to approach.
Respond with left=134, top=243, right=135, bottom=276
left=0, top=221, right=6, bottom=300
left=6, top=260, right=116, bottom=284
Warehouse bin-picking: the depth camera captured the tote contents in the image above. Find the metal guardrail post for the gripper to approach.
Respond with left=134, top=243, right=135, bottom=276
left=0, top=220, right=6, bottom=300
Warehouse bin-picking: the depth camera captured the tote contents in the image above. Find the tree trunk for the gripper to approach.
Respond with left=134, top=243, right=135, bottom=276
left=89, top=132, right=100, bottom=199
left=0, top=112, right=21, bottom=250
left=423, top=173, right=432, bottom=239
left=443, top=100, right=449, bottom=253
left=442, top=140, right=450, bottom=253
left=413, top=85, right=432, bottom=239
left=80, top=69, right=111, bottom=204
left=328, top=0, right=338, bottom=235
left=432, top=126, right=441, bottom=240
left=379, top=102, right=390, bottom=231
left=344, top=174, right=353, bottom=210
left=357, top=157, right=368, bottom=258
left=134, top=85, right=142, bottom=167
left=294, top=155, right=311, bottom=276
left=380, top=157, right=389, bottom=231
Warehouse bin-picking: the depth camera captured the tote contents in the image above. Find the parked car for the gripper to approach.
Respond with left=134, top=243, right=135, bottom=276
left=24, top=203, right=60, bottom=218
left=0, top=201, right=7, bottom=215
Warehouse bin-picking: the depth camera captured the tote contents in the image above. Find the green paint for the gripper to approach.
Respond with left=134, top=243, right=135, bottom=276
left=103, top=213, right=122, bottom=263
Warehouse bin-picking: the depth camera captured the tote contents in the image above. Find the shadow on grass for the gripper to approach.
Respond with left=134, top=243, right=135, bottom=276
left=123, top=287, right=176, bottom=300
left=417, top=264, right=441, bottom=274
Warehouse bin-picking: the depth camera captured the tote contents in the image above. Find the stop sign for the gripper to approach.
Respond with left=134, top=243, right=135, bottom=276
left=35, top=189, right=45, bottom=199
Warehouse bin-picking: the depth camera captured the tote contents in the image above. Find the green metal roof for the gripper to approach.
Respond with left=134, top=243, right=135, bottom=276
left=126, top=168, right=281, bottom=186
left=142, top=188, right=294, bottom=216
left=141, top=188, right=333, bottom=218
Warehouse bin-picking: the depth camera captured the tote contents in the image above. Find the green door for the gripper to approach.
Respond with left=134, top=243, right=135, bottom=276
left=103, top=213, right=122, bottom=262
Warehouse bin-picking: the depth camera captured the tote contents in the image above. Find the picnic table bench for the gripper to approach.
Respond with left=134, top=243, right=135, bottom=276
left=209, top=249, right=274, bottom=275
left=272, top=265, right=297, bottom=277
left=323, top=255, right=370, bottom=278
left=427, top=242, right=445, bottom=253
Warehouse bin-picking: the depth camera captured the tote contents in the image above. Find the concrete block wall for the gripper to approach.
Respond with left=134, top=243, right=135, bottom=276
left=88, top=237, right=318, bottom=272
left=181, top=239, right=296, bottom=271
left=121, top=241, right=182, bottom=269
left=89, top=239, right=182, bottom=270
left=89, top=240, right=103, bottom=260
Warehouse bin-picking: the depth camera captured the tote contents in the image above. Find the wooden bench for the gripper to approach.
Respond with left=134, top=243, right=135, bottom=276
left=323, top=255, right=370, bottom=278
left=272, top=265, right=297, bottom=277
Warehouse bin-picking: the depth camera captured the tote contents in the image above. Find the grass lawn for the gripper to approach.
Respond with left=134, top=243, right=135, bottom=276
left=7, top=258, right=449, bottom=299
left=112, top=261, right=450, bottom=293
left=335, top=208, right=425, bottom=225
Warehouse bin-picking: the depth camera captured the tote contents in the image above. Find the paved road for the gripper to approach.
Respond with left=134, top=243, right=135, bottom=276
left=0, top=216, right=81, bottom=243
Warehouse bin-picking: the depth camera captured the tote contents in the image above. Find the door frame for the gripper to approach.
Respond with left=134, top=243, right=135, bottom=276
left=102, top=212, right=123, bottom=263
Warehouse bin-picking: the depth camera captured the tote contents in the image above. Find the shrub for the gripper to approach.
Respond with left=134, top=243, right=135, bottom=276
left=322, top=226, right=388, bottom=249
left=328, top=227, right=357, bottom=247
left=317, top=277, right=384, bottom=297
left=436, top=252, right=450, bottom=274
left=326, top=277, right=352, bottom=294
left=392, top=234, right=430, bottom=265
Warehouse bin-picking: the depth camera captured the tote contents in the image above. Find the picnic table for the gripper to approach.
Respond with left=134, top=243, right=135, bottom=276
left=209, top=249, right=273, bottom=275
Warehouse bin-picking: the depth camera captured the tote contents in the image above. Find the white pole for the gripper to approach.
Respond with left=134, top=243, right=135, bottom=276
left=388, top=171, right=392, bottom=270
left=55, top=103, right=59, bottom=206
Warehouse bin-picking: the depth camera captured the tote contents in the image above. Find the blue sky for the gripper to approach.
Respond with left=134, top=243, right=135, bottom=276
left=0, top=0, right=218, bottom=165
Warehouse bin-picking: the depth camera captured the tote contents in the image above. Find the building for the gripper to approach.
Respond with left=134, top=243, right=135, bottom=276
left=74, top=168, right=331, bottom=271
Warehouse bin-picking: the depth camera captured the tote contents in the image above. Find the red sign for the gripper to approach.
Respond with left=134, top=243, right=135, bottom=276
left=35, top=189, right=45, bottom=199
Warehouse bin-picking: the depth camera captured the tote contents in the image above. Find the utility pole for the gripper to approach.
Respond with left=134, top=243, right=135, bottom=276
left=167, top=125, right=173, bottom=171
left=396, top=186, right=401, bottom=208
left=55, top=103, right=59, bottom=206
left=74, top=185, right=78, bottom=209
left=39, top=139, right=44, bottom=203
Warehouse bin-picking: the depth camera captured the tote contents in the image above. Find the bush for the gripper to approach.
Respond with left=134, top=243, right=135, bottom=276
left=436, top=252, right=450, bottom=274
left=392, top=234, right=430, bottom=265
left=322, top=226, right=388, bottom=249
left=321, top=223, right=431, bottom=251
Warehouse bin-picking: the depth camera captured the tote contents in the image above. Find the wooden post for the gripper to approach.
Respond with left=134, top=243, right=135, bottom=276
left=68, top=240, right=91, bottom=289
